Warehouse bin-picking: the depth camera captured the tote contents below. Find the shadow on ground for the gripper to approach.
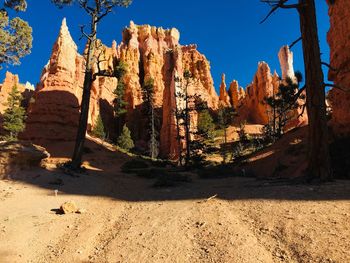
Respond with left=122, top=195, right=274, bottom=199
left=6, top=130, right=350, bottom=203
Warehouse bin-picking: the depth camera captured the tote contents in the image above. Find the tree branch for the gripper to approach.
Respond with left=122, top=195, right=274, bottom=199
left=260, top=0, right=301, bottom=24
left=289, top=36, right=302, bottom=49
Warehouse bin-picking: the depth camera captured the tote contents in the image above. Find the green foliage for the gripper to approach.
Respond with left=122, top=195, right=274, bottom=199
left=2, top=85, right=26, bottom=141
left=0, top=2, right=32, bottom=69
left=238, top=121, right=248, bottom=142
left=217, top=105, right=235, bottom=129
left=142, top=78, right=159, bottom=159
left=197, top=109, right=215, bottom=139
left=114, top=60, right=127, bottom=79
left=92, top=114, right=106, bottom=139
left=265, top=76, right=302, bottom=138
left=113, top=60, right=128, bottom=117
left=117, top=124, right=134, bottom=151
left=4, top=0, right=27, bottom=11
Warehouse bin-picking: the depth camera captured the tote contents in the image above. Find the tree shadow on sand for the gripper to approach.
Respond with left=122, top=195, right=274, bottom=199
left=5, top=130, right=350, bottom=203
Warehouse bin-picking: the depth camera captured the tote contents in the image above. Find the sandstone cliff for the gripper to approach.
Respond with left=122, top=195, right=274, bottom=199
left=0, top=71, right=34, bottom=113
left=232, top=45, right=307, bottom=128
left=228, top=80, right=245, bottom=110
left=23, top=19, right=118, bottom=142
left=327, top=0, right=350, bottom=136
left=0, top=71, right=34, bottom=134
left=219, top=74, right=231, bottom=107
left=238, top=61, right=277, bottom=124
left=21, top=19, right=219, bottom=158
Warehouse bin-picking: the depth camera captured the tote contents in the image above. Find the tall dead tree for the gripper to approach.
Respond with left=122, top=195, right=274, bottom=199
left=261, top=0, right=332, bottom=181
left=52, top=0, right=132, bottom=169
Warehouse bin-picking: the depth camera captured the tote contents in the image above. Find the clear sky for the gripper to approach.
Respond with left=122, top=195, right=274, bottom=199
left=1, top=0, right=330, bottom=92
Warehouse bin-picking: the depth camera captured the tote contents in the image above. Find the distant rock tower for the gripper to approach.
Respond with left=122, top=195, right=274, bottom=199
left=278, top=45, right=295, bottom=81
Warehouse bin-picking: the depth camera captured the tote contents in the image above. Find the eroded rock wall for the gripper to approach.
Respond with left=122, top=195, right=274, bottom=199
left=327, top=0, right=350, bottom=136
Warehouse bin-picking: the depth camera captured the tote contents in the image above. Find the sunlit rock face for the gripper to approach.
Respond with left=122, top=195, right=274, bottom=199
left=278, top=45, right=295, bottom=81
left=230, top=45, right=307, bottom=129
left=119, top=22, right=219, bottom=157
left=327, top=0, right=350, bottom=136
left=20, top=19, right=219, bottom=157
left=22, top=18, right=116, bottom=142
left=0, top=72, right=34, bottom=134
left=228, top=80, right=244, bottom=110
left=219, top=74, right=231, bottom=107
left=278, top=45, right=308, bottom=131
left=238, top=62, right=277, bottom=124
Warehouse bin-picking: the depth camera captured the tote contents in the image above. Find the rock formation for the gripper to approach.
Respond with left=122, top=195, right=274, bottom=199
left=238, top=62, right=277, bottom=124
left=278, top=45, right=295, bottom=81
left=22, top=19, right=117, bottom=142
left=21, top=19, right=219, bottom=158
left=0, top=71, right=34, bottom=113
left=219, top=74, right=231, bottom=107
left=327, top=0, right=350, bottom=136
left=228, top=80, right=245, bottom=110
left=16, top=18, right=311, bottom=159
left=278, top=45, right=308, bottom=130
left=0, top=71, right=34, bottom=134
left=233, top=45, right=307, bottom=129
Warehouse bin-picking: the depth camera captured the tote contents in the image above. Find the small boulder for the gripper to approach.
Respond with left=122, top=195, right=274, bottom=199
left=60, top=201, right=78, bottom=214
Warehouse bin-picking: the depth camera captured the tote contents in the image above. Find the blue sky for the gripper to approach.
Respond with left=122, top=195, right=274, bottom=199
left=1, top=0, right=330, bottom=91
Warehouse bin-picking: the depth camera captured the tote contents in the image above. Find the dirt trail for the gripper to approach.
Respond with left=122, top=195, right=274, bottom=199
left=0, top=141, right=350, bottom=263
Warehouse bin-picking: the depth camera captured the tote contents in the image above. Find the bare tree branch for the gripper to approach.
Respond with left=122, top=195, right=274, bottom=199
left=260, top=0, right=302, bottom=24
left=289, top=36, right=302, bottom=49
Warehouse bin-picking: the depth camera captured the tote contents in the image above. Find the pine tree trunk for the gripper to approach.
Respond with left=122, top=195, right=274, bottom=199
left=71, top=15, right=97, bottom=169
left=298, top=0, right=332, bottom=181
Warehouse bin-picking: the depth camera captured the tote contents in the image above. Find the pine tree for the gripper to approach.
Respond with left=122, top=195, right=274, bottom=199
left=92, top=114, right=106, bottom=140
left=113, top=60, right=128, bottom=135
left=265, top=76, right=303, bottom=138
left=197, top=109, right=215, bottom=139
left=117, top=124, right=134, bottom=151
left=2, top=85, right=26, bottom=141
left=52, top=0, right=132, bottom=169
left=141, top=78, right=159, bottom=159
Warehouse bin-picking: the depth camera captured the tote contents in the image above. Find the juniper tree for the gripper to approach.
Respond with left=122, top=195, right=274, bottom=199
left=141, top=78, right=159, bottom=160
left=2, top=85, right=26, bottom=141
left=117, top=124, right=134, bottom=151
left=0, top=0, right=32, bottom=70
left=261, top=0, right=332, bottom=181
left=52, top=0, right=132, bottom=169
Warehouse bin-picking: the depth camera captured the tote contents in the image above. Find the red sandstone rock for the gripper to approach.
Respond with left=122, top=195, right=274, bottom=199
left=219, top=74, right=231, bottom=107
left=0, top=72, right=34, bottom=134
left=228, top=80, right=244, bottom=110
left=22, top=18, right=117, bottom=142
left=327, top=0, right=350, bottom=136
left=238, top=62, right=276, bottom=124
left=21, top=19, right=220, bottom=159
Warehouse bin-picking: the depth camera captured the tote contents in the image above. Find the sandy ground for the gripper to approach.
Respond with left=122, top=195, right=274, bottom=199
left=0, top=139, right=350, bottom=263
